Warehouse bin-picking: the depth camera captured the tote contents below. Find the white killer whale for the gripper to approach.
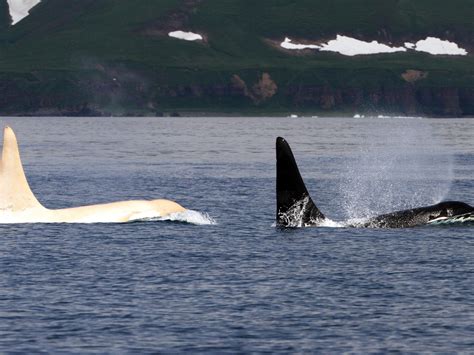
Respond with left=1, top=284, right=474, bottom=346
left=0, top=126, right=186, bottom=223
left=276, top=137, right=474, bottom=228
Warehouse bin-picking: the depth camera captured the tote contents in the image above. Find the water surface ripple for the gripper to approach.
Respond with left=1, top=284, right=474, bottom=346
left=0, top=117, right=473, bottom=353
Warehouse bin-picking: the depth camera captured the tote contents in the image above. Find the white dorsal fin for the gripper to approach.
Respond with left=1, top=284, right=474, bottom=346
left=0, top=126, right=44, bottom=212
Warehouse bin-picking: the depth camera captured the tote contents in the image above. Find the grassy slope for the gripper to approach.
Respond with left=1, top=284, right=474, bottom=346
left=209, top=0, right=473, bottom=40
left=188, top=0, right=474, bottom=83
left=0, top=0, right=182, bottom=69
left=0, top=0, right=472, bottom=113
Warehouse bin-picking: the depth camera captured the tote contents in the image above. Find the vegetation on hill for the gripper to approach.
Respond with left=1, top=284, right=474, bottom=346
left=0, top=0, right=472, bottom=116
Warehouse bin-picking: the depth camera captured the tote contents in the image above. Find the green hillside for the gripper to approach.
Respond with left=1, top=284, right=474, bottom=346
left=0, top=0, right=472, bottom=116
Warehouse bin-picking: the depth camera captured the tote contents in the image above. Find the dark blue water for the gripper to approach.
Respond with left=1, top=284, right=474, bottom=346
left=1, top=117, right=473, bottom=353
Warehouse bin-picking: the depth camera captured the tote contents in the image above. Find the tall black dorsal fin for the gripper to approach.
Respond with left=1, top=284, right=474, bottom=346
left=276, top=137, right=325, bottom=227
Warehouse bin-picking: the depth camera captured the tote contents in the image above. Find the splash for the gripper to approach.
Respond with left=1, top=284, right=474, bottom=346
left=343, top=217, right=371, bottom=228
left=134, top=209, right=216, bottom=225
left=164, top=210, right=217, bottom=225
left=338, top=119, right=454, bottom=220
left=319, top=219, right=344, bottom=228
left=277, top=196, right=342, bottom=228
left=278, top=196, right=315, bottom=227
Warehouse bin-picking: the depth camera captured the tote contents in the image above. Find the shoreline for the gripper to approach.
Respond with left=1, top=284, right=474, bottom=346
left=3, top=112, right=473, bottom=119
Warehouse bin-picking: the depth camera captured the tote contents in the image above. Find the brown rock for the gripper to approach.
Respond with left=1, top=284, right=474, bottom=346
left=401, top=70, right=428, bottom=83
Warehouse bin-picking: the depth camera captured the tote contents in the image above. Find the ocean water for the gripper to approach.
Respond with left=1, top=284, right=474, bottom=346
left=0, top=116, right=473, bottom=353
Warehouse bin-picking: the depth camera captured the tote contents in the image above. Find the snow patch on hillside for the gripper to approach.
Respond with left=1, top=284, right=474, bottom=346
left=281, top=35, right=405, bottom=56
left=7, top=0, right=41, bottom=25
left=320, top=35, right=406, bottom=56
left=410, top=37, right=467, bottom=55
left=280, top=35, right=468, bottom=56
left=168, top=31, right=203, bottom=41
left=281, top=37, right=320, bottom=50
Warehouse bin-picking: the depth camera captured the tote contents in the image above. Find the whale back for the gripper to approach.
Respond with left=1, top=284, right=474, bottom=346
left=0, top=126, right=44, bottom=212
left=362, top=201, right=474, bottom=228
left=276, top=137, right=325, bottom=227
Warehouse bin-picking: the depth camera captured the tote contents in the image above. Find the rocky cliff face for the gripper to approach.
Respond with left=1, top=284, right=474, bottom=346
left=1, top=72, right=472, bottom=117
left=285, top=85, right=472, bottom=117
left=0, top=0, right=472, bottom=117
left=154, top=83, right=473, bottom=117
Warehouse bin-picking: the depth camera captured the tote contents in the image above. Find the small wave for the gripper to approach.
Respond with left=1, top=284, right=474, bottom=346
left=134, top=210, right=217, bottom=225
left=376, top=115, right=423, bottom=119
left=273, top=215, right=344, bottom=228
left=353, top=114, right=424, bottom=119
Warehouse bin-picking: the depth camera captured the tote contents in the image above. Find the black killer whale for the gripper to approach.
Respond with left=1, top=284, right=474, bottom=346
left=276, top=137, right=474, bottom=228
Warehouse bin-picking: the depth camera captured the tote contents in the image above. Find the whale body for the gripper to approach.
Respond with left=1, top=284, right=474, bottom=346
left=276, top=137, right=474, bottom=228
left=0, top=126, right=186, bottom=223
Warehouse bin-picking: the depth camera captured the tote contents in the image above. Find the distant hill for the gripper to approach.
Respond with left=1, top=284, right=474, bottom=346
left=0, top=0, right=473, bottom=116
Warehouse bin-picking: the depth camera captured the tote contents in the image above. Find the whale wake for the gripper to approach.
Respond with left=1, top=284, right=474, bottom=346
left=135, top=209, right=217, bottom=225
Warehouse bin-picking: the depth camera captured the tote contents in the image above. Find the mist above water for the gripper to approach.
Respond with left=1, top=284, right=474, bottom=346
left=338, top=118, right=454, bottom=219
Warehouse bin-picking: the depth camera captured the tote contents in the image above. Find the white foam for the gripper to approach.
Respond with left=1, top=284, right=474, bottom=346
left=410, top=37, right=467, bottom=56
left=273, top=218, right=343, bottom=228
left=374, top=115, right=423, bottom=119
left=276, top=196, right=343, bottom=228
left=155, top=209, right=216, bottom=225
left=319, top=219, right=344, bottom=228
left=7, top=0, right=41, bottom=25
left=168, top=30, right=203, bottom=41
left=320, top=35, right=406, bottom=56
left=277, top=196, right=313, bottom=228
left=404, top=42, right=415, bottom=49
left=281, top=37, right=320, bottom=50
